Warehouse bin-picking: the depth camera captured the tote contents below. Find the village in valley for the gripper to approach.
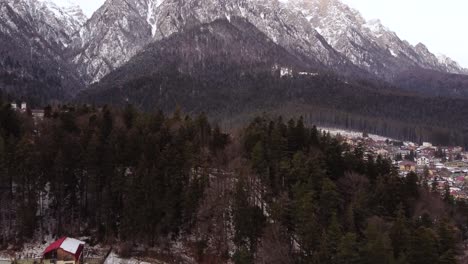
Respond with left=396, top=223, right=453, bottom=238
left=324, top=128, right=468, bottom=200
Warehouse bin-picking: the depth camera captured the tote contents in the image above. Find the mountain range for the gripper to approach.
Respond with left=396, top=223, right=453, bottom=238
left=1, top=0, right=467, bottom=92
left=73, top=0, right=468, bottom=85
left=1, top=0, right=468, bottom=144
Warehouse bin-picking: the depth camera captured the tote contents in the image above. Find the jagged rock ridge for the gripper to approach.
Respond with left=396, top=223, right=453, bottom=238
left=0, top=0, right=467, bottom=99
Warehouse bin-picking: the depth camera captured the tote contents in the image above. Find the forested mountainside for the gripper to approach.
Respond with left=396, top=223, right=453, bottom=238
left=0, top=97, right=466, bottom=263
left=80, top=18, right=468, bottom=147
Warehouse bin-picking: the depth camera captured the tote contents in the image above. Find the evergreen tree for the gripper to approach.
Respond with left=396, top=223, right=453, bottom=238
left=232, top=177, right=265, bottom=253
left=404, top=172, right=420, bottom=200
left=336, top=233, right=360, bottom=264
left=438, top=250, right=457, bottom=264
left=293, top=184, right=320, bottom=260
left=315, top=213, right=342, bottom=264
left=389, top=205, right=410, bottom=259
left=319, top=178, right=342, bottom=224
left=437, top=217, right=457, bottom=262
left=361, top=218, right=395, bottom=264
left=123, top=104, right=136, bottom=129
left=443, top=183, right=454, bottom=205
left=407, top=227, right=439, bottom=264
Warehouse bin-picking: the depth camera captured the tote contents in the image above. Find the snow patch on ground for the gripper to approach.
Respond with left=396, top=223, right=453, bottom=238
left=104, top=252, right=153, bottom=264
left=319, top=127, right=395, bottom=142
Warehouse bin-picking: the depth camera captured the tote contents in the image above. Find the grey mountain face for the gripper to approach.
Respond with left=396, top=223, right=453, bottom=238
left=72, top=0, right=467, bottom=84
left=288, top=0, right=468, bottom=77
left=0, top=0, right=86, bottom=100
left=81, top=17, right=323, bottom=110
left=1, top=0, right=85, bottom=52
left=70, top=0, right=154, bottom=84
left=0, top=0, right=466, bottom=97
left=73, top=0, right=360, bottom=84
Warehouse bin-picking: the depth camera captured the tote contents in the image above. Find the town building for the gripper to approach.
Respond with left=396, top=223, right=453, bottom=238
left=417, top=156, right=430, bottom=166
left=20, top=102, right=27, bottom=112
left=32, top=109, right=45, bottom=121
left=399, top=161, right=417, bottom=172
left=43, top=237, right=85, bottom=264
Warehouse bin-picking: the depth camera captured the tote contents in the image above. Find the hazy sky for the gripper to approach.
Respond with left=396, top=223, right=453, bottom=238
left=55, top=0, right=467, bottom=68
left=50, top=0, right=105, bottom=17
left=341, top=0, right=468, bottom=68
left=78, top=0, right=105, bottom=17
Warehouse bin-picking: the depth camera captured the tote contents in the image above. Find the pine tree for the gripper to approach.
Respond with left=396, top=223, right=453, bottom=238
left=210, top=124, right=229, bottom=153
left=123, top=104, right=136, bottom=129
left=233, top=246, right=253, bottom=264
left=404, top=172, right=420, bottom=199
left=251, top=141, right=267, bottom=175
left=407, top=227, right=439, bottom=264
left=438, top=250, right=457, bottom=264
left=443, top=183, right=454, bottom=205
left=315, top=213, right=342, bottom=264
left=336, top=233, right=360, bottom=264
left=292, top=183, right=320, bottom=259
left=0, top=135, right=5, bottom=182
left=389, top=205, right=410, bottom=259
left=361, top=218, right=395, bottom=264
left=344, top=204, right=356, bottom=233
left=437, top=217, right=457, bottom=262
left=319, top=178, right=341, bottom=224
left=232, top=177, right=265, bottom=253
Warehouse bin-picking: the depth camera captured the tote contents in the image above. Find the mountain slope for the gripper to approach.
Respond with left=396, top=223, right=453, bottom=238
left=81, top=18, right=468, bottom=148
left=81, top=17, right=320, bottom=110
left=0, top=0, right=86, bottom=101
left=288, top=0, right=468, bottom=78
left=1, top=0, right=467, bottom=101
left=73, top=0, right=362, bottom=84
left=70, top=0, right=154, bottom=84
left=73, top=0, right=467, bottom=87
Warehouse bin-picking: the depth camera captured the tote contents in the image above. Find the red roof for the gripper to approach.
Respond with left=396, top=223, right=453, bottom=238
left=43, top=237, right=67, bottom=255
left=43, top=237, right=85, bottom=261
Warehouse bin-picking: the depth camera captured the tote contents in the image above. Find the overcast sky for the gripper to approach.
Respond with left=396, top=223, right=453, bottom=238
left=77, top=0, right=105, bottom=17
left=55, top=0, right=467, bottom=68
left=50, top=0, right=105, bottom=17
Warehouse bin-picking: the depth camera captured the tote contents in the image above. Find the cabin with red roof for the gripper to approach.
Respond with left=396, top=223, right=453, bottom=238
left=42, top=237, right=85, bottom=264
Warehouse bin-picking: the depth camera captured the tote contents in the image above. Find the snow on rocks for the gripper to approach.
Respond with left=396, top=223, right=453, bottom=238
left=104, top=252, right=154, bottom=264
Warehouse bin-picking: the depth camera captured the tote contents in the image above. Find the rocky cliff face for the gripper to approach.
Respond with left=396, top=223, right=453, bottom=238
left=70, top=0, right=154, bottom=83
left=287, top=0, right=468, bottom=77
left=0, top=0, right=86, bottom=100
left=72, top=0, right=467, bottom=84
left=2, top=0, right=85, bottom=50
left=73, top=0, right=360, bottom=84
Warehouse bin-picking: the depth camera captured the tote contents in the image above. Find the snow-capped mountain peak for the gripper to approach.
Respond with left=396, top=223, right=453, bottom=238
left=436, top=53, right=468, bottom=74
left=72, top=0, right=354, bottom=83
left=364, top=19, right=387, bottom=35
left=286, top=0, right=467, bottom=76
left=2, top=0, right=87, bottom=47
left=1, top=0, right=466, bottom=90
left=38, top=0, right=87, bottom=35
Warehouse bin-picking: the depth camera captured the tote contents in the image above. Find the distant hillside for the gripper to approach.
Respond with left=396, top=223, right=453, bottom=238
left=80, top=18, right=468, bottom=146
